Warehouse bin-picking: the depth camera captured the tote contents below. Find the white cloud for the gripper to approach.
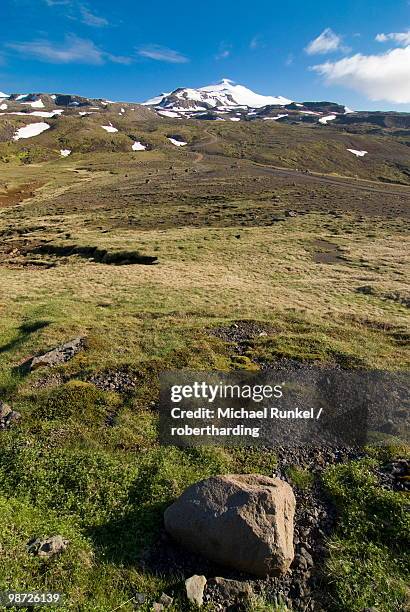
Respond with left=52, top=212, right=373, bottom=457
left=305, top=28, right=343, bottom=55
left=313, top=45, right=410, bottom=103
left=215, top=43, right=232, bottom=60
left=7, top=34, right=131, bottom=65
left=250, top=35, right=262, bottom=50
left=375, top=30, right=410, bottom=46
left=137, top=45, right=189, bottom=63
left=80, top=6, right=109, bottom=27
left=42, top=1, right=109, bottom=27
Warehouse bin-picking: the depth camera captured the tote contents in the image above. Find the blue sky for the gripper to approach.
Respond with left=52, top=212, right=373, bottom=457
left=1, top=0, right=410, bottom=110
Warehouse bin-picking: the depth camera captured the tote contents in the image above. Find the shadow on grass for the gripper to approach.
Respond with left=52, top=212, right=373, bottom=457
left=85, top=502, right=225, bottom=580
left=0, top=320, right=50, bottom=356
left=31, top=244, right=158, bottom=266
left=84, top=502, right=165, bottom=567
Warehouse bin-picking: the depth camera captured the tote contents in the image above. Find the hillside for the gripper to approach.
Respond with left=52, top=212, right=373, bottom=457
left=0, top=82, right=409, bottom=612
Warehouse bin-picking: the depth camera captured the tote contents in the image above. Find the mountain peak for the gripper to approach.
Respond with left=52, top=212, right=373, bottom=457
left=143, top=79, right=293, bottom=114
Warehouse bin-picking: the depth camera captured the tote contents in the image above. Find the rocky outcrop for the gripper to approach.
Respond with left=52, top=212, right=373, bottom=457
left=30, top=337, right=85, bottom=370
left=164, top=474, right=296, bottom=577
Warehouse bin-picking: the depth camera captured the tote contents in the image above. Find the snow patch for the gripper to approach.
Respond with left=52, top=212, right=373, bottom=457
left=347, top=149, right=368, bottom=157
left=1, top=112, right=27, bottom=116
left=101, top=123, right=118, bottom=133
left=168, top=137, right=187, bottom=146
left=230, top=117, right=241, bottom=121
left=22, top=99, right=45, bottom=109
left=60, top=149, right=71, bottom=157
left=30, top=110, right=64, bottom=118
left=319, top=114, right=337, bottom=124
left=0, top=103, right=7, bottom=110
left=132, top=141, right=146, bottom=151
left=143, top=92, right=172, bottom=106
left=13, top=122, right=50, bottom=140
left=158, top=110, right=180, bottom=118
left=263, top=114, right=288, bottom=121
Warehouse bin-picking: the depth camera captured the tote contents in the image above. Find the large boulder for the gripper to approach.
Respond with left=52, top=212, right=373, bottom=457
left=164, top=474, right=295, bottom=577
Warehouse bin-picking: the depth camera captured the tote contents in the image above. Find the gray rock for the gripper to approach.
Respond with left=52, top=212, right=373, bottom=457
left=0, top=402, right=21, bottom=430
left=134, top=593, right=146, bottom=605
left=164, top=474, right=296, bottom=577
left=185, top=575, right=207, bottom=607
left=30, top=337, right=85, bottom=370
left=27, top=535, right=69, bottom=558
left=158, top=593, right=173, bottom=607
left=211, top=577, right=253, bottom=601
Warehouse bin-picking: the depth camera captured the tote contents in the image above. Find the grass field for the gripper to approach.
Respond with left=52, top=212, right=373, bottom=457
left=0, top=117, right=409, bottom=611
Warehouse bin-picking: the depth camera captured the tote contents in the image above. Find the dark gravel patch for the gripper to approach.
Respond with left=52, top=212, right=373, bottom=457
left=88, top=365, right=141, bottom=394
left=208, top=320, right=277, bottom=355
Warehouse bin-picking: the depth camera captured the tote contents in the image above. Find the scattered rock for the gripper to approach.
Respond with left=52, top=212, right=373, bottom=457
left=89, top=365, right=139, bottom=393
left=158, top=593, right=173, bottom=607
left=185, top=575, right=207, bottom=607
left=27, top=535, right=69, bottom=558
left=285, top=210, right=298, bottom=217
left=152, top=603, right=164, bottom=612
left=0, top=401, right=21, bottom=430
left=164, top=474, right=296, bottom=577
left=30, top=337, right=85, bottom=370
left=208, top=320, right=275, bottom=355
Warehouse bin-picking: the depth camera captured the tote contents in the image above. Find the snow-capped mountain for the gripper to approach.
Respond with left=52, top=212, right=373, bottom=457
left=142, top=79, right=359, bottom=122
left=143, top=79, right=292, bottom=114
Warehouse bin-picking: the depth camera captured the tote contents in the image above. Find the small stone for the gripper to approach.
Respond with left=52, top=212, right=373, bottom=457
left=158, top=593, right=173, bottom=607
left=185, top=575, right=207, bottom=607
left=27, top=535, right=69, bottom=558
left=0, top=402, right=12, bottom=420
left=0, top=402, right=21, bottom=430
left=152, top=604, right=164, bottom=612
